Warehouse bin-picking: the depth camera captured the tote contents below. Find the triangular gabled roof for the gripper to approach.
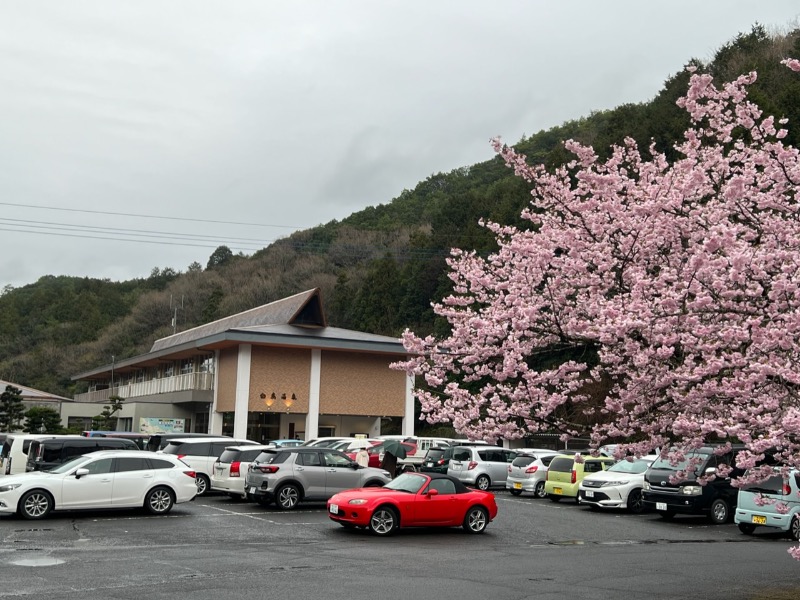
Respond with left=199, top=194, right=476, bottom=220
left=0, top=379, right=72, bottom=402
left=150, top=288, right=326, bottom=352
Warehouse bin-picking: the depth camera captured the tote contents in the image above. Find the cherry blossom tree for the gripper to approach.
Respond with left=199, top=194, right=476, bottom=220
left=396, top=59, right=800, bottom=556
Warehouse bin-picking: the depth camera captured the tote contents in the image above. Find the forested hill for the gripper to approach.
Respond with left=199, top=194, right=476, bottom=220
left=2, top=25, right=799, bottom=398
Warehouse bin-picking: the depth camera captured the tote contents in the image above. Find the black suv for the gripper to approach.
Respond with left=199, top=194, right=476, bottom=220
left=26, top=436, right=139, bottom=472
left=642, top=444, right=746, bottom=524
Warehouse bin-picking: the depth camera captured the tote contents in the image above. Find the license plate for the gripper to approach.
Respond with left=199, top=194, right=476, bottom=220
left=752, top=515, right=767, bottom=525
left=329, top=504, right=339, bottom=514
left=554, top=487, right=562, bottom=495
left=425, top=462, right=433, bottom=467
left=585, top=490, right=594, bottom=498
left=656, top=502, right=667, bottom=511
left=249, top=486, right=257, bottom=494
left=514, top=482, right=522, bottom=489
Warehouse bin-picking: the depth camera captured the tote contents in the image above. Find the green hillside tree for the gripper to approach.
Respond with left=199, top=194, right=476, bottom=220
left=0, top=385, right=26, bottom=432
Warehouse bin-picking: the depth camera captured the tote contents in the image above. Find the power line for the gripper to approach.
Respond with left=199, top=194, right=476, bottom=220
left=0, top=201, right=306, bottom=230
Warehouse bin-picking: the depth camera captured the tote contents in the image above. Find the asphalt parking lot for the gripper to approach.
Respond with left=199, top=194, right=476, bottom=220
left=2, top=489, right=800, bottom=600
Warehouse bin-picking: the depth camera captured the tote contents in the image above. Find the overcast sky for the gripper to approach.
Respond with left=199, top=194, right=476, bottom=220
left=1, top=2, right=799, bottom=289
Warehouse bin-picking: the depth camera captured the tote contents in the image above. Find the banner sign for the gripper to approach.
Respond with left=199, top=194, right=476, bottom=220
left=139, top=417, right=185, bottom=434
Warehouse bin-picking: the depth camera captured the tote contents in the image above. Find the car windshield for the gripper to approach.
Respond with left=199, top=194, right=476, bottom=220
left=607, top=459, right=651, bottom=474
left=45, top=455, right=90, bottom=474
left=384, top=473, right=427, bottom=493
left=650, top=452, right=706, bottom=472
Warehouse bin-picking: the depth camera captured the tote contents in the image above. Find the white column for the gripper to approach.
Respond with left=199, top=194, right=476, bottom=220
left=209, top=349, right=223, bottom=435
left=233, top=344, right=252, bottom=439
left=402, top=374, right=415, bottom=436
left=305, top=349, right=321, bottom=441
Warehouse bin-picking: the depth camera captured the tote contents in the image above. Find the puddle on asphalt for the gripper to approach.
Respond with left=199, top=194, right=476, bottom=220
left=9, top=557, right=65, bottom=567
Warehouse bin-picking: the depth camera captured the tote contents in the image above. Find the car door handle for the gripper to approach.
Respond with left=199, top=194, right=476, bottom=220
left=327, top=469, right=336, bottom=473
left=296, top=467, right=305, bottom=471
left=142, top=474, right=153, bottom=478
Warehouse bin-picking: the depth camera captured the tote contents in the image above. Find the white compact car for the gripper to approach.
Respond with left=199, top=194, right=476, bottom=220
left=578, top=455, right=657, bottom=513
left=0, top=450, right=197, bottom=520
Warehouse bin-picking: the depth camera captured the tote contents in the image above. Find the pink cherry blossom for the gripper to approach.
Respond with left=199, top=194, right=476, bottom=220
left=393, top=57, right=800, bottom=560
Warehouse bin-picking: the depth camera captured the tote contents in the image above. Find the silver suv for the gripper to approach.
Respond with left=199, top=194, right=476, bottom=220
left=447, top=446, right=518, bottom=490
left=245, top=447, right=391, bottom=510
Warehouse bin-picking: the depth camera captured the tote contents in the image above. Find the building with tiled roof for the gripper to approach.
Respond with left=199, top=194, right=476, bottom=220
left=69, top=289, right=413, bottom=442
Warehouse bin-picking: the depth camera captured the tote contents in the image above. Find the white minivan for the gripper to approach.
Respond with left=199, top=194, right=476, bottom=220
left=0, top=434, right=61, bottom=476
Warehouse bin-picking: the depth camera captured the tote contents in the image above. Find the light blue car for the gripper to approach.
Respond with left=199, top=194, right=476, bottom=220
left=734, top=469, right=800, bottom=539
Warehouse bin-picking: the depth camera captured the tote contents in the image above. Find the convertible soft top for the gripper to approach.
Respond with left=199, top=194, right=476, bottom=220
left=424, top=472, right=473, bottom=494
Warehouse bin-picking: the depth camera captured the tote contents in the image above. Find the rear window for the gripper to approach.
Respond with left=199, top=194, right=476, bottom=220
left=512, top=456, right=537, bottom=468
left=254, top=451, right=285, bottom=464
left=164, top=442, right=210, bottom=456
left=548, top=457, right=575, bottom=472
left=425, top=448, right=445, bottom=460
left=453, top=449, right=472, bottom=461
left=742, top=475, right=788, bottom=495
left=541, top=456, right=556, bottom=467
left=0, top=442, right=9, bottom=458
left=150, top=458, right=178, bottom=469
left=218, top=449, right=241, bottom=463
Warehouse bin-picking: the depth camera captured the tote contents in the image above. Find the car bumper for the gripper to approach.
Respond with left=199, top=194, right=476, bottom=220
left=448, top=471, right=478, bottom=485
left=642, top=491, right=709, bottom=515
left=327, top=502, right=371, bottom=527
left=506, top=477, right=539, bottom=493
left=735, top=508, right=793, bottom=532
left=210, top=476, right=246, bottom=496
left=544, top=482, right=579, bottom=498
left=578, top=489, right=625, bottom=508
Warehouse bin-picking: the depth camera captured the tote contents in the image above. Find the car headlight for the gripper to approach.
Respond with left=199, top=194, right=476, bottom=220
left=0, top=484, right=21, bottom=493
left=681, top=485, right=702, bottom=496
left=643, top=481, right=651, bottom=491
left=348, top=499, right=368, bottom=505
left=600, top=481, right=627, bottom=487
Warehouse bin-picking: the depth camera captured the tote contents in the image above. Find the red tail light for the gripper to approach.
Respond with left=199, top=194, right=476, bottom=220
left=230, top=461, right=241, bottom=477
left=571, top=470, right=577, bottom=484
left=258, top=465, right=280, bottom=474
left=526, top=465, right=539, bottom=474
left=507, top=466, right=512, bottom=473
left=437, top=459, right=445, bottom=466
left=184, top=470, right=196, bottom=478
left=467, top=461, right=477, bottom=471
left=177, top=454, right=187, bottom=460
left=784, top=483, right=792, bottom=495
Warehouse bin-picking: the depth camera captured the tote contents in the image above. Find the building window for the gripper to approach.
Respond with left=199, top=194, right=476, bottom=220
left=319, top=426, right=336, bottom=437
left=195, top=410, right=209, bottom=434
left=163, top=363, right=175, bottom=378
left=68, top=417, right=93, bottom=431
left=118, top=417, right=133, bottom=432
left=180, top=359, right=194, bottom=374
left=199, top=356, right=213, bottom=373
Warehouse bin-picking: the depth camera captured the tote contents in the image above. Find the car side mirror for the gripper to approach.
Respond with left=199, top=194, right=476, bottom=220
left=351, top=462, right=360, bottom=469
left=74, top=468, right=90, bottom=479
left=427, top=488, right=439, bottom=497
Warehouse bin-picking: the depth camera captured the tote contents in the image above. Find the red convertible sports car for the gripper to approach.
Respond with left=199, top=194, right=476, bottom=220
left=327, top=472, right=498, bottom=535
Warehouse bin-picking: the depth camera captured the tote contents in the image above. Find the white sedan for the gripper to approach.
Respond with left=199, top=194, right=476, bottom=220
left=578, top=456, right=658, bottom=513
left=0, top=450, right=197, bottom=520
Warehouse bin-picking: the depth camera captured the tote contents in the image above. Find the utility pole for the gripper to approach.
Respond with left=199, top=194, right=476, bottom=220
left=170, top=295, right=185, bottom=335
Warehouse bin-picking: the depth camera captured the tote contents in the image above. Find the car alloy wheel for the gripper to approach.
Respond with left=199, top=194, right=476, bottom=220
left=369, top=506, right=398, bottom=536
left=626, top=488, right=644, bottom=513
left=19, top=490, right=53, bottom=520
left=792, top=516, right=800, bottom=541
left=195, top=474, right=210, bottom=496
left=463, top=506, right=489, bottom=534
left=709, top=499, right=729, bottom=525
left=475, top=475, right=490, bottom=491
left=275, top=484, right=300, bottom=510
left=145, top=487, right=174, bottom=515
left=534, top=481, right=547, bottom=498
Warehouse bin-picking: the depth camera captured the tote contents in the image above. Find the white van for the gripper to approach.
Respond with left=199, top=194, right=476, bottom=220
left=0, top=434, right=61, bottom=476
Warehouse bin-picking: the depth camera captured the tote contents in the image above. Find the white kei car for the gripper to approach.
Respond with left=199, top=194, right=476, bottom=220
left=578, top=456, right=657, bottom=513
left=0, top=450, right=197, bottom=520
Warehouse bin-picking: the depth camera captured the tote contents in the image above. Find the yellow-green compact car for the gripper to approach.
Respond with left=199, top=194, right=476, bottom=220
left=544, top=454, right=615, bottom=502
